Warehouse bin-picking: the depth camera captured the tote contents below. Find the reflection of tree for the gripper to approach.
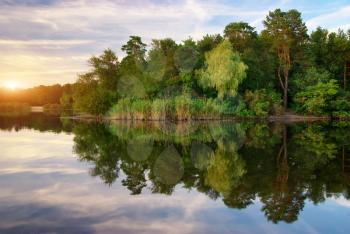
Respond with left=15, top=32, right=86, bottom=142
left=121, top=162, right=147, bottom=195
left=205, top=140, right=246, bottom=197
left=70, top=120, right=350, bottom=224
left=73, top=123, right=122, bottom=185
left=0, top=113, right=71, bottom=133
left=260, top=126, right=305, bottom=223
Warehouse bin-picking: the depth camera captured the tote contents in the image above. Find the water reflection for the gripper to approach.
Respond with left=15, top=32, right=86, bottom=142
left=76, top=120, right=350, bottom=223
left=1, top=114, right=350, bottom=233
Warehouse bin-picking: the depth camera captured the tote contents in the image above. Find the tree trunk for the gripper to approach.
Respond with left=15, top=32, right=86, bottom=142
left=283, top=78, right=288, bottom=111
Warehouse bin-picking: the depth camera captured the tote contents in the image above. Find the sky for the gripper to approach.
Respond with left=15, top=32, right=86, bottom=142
left=1, top=0, right=350, bottom=88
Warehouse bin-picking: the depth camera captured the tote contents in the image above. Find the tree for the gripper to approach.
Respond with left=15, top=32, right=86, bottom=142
left=224, top=22, right=275, bottom=91
left=72, top=49, right=120, bottom=115
left=198, top=40, right=247, bottom=99
left=309, top=28, right=350, bottom=85
left=88, top=49, right=119, bottom=90
left=224, top=22, right=257, bottom=53
left=121, top=36, right=147, bottom=61
left=263, top=9, right=308, bottom=110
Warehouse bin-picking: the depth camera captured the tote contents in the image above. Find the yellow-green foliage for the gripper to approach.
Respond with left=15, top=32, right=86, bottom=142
left=109, top=96, right=229, bottom=121
left=199, top=40, right=247, bottom=99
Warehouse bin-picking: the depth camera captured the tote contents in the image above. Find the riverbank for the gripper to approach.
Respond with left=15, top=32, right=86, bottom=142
left=62, top=112, right=340, bottom=123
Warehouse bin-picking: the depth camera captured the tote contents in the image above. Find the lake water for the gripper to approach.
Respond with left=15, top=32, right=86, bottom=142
left=0, top=113, right=350, bottom=234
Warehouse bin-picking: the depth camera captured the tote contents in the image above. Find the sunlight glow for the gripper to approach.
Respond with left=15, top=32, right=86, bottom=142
left=4, top=81, right=18, bottom=90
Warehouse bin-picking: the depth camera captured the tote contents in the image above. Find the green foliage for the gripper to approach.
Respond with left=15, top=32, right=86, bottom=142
left=243, top=89, right=283, bottom=116
left=198, top=40, right=247, bottom=99
left=72, top=49, right=119, bottom=115
left=47, top=9, right=350, bottom=118
left=290, top=67, right=331, bottom=95
left=224, top=22, right=257, bottom=53
left=294, top=80, right=339, bottom=115
left=109, top=96, right=231, bottom=121
left=309, top=27, right=350, bottom=79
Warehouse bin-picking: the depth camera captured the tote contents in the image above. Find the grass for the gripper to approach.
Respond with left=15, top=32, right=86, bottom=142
left=108, top=96, right=231, bottom=121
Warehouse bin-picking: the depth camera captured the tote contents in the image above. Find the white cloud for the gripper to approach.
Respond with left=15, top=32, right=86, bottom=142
left=0, top=0, right=349, bottom=87
left=306, top=5, right=350, bottom=31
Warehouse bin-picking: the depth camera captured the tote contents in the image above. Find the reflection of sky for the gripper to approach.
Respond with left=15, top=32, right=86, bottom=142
left=0, top=129, right=350, bottom=233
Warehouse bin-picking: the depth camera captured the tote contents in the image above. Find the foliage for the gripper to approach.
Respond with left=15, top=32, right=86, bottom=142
left=293, top=80, right=339, bottom=115
left=243, top=89, right=283, bottom=116
left=72, top=49, right=120, bottom=115
left=7, top=9, right=350, bottom=118
left=198, top=40, right=247, bottom=99
left=290, top=67, right=331, bottom=95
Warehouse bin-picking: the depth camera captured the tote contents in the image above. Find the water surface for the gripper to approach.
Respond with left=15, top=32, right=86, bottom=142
left=0, top=113, right=350, bottom=233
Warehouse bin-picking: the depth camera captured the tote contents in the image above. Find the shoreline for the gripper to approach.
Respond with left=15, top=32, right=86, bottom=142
left=60, top=114, right=343, bottom=123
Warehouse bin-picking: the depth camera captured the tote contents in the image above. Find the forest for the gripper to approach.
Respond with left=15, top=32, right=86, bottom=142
left=3, top=8, right=350, bottom=120
left=0, top=84, right=72, bottom=106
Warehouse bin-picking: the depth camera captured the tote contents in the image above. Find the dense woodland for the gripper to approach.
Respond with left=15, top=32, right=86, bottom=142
left=2, top=9, right=350, bottom=119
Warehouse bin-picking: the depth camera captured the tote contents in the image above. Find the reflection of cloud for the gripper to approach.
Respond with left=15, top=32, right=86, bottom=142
left=333, top=196, right=350, bottom=207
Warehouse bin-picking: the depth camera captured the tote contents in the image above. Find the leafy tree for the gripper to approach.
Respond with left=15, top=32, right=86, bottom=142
left=294, top=79, right=339, bottom=115
left=263, top=9, right=308, bottom=110
left=290, top=67, right=331, bottom=95
left=198, top=40, right=247, bottom=99
left=309, top=28, right=350, bottom=85
left=72, top=49, right=120, bottom=114
left=88, top=49, right=120, bottom=90
left=224, top=22, right=257, bottom=53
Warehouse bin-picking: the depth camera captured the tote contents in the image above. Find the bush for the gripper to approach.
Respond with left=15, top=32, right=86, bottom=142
left=243, top=89, right=283, bottom=117
left=290, top=67, right=331, bottom=95
left=294, top=80, right=339, bottom=116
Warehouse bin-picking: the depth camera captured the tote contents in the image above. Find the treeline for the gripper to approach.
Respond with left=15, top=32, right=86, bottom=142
left=0, top=84, right=72, bottom=106
left=61, top=8, right=350, bottom=118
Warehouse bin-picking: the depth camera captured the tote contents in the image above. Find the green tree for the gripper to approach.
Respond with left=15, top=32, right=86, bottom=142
left=72, top=49, right=120, bottom=115
left=198, top=40, right=247, bottom=99
left=224, top=22, right=257, bottom=53
left=262, top=9, right=308, bottom=110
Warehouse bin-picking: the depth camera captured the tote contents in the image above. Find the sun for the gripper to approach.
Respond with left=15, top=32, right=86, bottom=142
left=4, top=81, right=18, bottom=90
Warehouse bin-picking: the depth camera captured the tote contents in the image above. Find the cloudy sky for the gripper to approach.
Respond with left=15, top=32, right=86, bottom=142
left=1, top=0, right=350, bottom=88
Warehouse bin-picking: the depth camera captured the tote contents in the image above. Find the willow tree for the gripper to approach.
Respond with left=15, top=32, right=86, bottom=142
left=262, top=9, right=308, bottom=110
left=198, top=40, right=247, bottom=99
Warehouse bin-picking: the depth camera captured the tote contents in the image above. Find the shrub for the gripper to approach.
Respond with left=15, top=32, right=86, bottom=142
left=243, top=89, right=283, bottom=117
left=294, top=80, right=339, bottom=116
